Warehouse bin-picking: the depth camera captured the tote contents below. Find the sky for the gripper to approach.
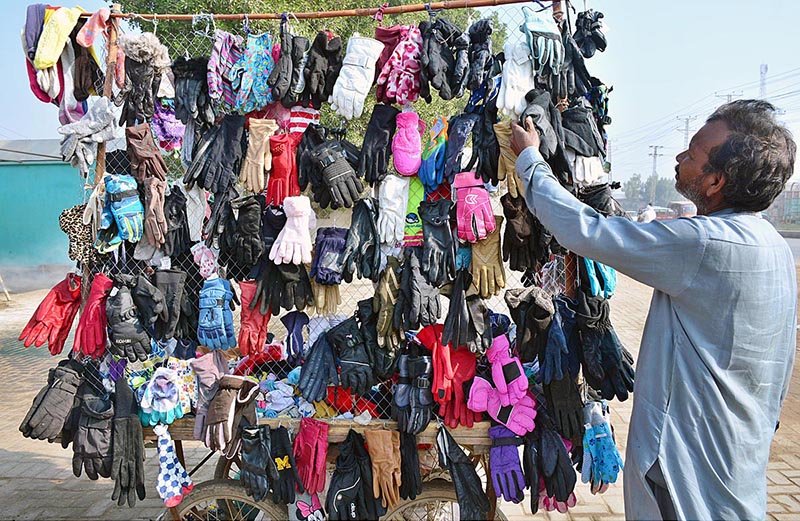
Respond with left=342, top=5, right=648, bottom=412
left=2, top=0, right=800, bottom=185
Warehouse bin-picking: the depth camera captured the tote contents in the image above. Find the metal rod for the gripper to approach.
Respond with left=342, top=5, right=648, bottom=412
left=79, top=0, right=530, bottom=21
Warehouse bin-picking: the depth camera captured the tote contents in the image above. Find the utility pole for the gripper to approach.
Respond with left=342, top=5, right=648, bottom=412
left=715, top=90, right=743, bottom=104
left=760, top=64, right=768, bottom=98
left=676, top=115, right=698, bottom=149
left=648, top=145, right=665, bottom=177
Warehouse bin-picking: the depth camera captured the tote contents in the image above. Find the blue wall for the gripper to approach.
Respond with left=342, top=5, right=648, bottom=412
left=0, top=162, right=84, bottom=266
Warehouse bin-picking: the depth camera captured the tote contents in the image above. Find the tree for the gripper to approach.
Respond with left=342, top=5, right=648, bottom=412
left=654, top=177, right=680, bottom=206
left=123, top=0, right=508, bottom=145
left=641, top=173, right=658, bottom=205
left=623, top=173, right=642, bottom=202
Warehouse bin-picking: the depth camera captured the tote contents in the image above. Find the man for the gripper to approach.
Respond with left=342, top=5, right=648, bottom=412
left=639, top=202, right=656, bottom=222
left=510, top=100, right=796, bottom=520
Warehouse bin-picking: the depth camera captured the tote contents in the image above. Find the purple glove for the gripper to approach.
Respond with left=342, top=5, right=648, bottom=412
left=310, top=227, right=348, bottom=285
left=489, top=425, right=525, bottom=503
left=486, top=334, right=528, bottom=407
left=281, top=310, right=309, bottom=364
left=467, top=376, right=537, bottom=436
left=453, top=172, right=496, bottom=243
left=392, top=111, right=424, bottom=176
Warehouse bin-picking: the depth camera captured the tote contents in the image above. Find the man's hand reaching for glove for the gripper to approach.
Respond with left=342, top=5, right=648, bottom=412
left=510, top=118, right=541, bottom=156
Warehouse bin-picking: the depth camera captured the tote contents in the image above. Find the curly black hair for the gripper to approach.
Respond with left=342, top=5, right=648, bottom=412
left=703, top=99, right=796, bottom=212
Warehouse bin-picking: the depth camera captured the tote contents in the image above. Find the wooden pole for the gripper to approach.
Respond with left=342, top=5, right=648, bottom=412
left=79, top=0, right=531, bottom=21
left=92, top=3, right=121, bottom=187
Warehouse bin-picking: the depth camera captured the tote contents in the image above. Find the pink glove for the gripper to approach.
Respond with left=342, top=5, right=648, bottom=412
left=392, top=111, right=425, bottom=176
left=539, top=484, right=577, bottom=513
left=191, top=243, right=218, bottom=279
left=378, top=25, right=423, bottom=105
left=486, top=334, right=528, bottom=407
left=453, top=172, right=495, bottom=243
left=467, top=376, right=537, bottom=436
left=293, top=417, right=328, bottom=494
left=269, top=195, right=314, bottom=265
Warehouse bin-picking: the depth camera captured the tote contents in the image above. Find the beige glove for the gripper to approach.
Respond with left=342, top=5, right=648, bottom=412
left=494, top=121, right=524, bottom=198
left=240, top=119, right=279, bottom=193
left=365, top=429, right=402, bottom=509
left=374, top=256, right=403, bottom=351
left=143, top=177, right=167, bottom=247
left=310, top=277, right=341, bottom=316
left=470, top=215, right=506, bottom=299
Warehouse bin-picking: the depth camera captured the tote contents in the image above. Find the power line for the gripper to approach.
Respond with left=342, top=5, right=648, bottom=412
left=649, top=145, right=666, bottom=177
left=676, top=115, right=698, bottom=149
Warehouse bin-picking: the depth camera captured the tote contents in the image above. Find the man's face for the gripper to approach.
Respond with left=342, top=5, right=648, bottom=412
left=674, top=120, right=730, bottom=213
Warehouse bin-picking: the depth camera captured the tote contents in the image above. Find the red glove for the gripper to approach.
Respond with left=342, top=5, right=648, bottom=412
left=447, top=348, right=482, bottom=428
left=417, top=324, right=452, bottom=411
left=237, top=280, right=269, bottom=357
left=73, top=273, right=113, bottom=358
left=19, top=273, right=82, bottom=355
left=293, top=417, right=328, bottom=494
left=266, top=133, right=302, bottom=206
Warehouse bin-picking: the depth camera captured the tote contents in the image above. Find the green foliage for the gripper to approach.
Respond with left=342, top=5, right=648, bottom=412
left=121, top=0, right=508, bottom=145
left=623, top=173, right=641, bottom=202
left=622, top=172, right=679, bottom=207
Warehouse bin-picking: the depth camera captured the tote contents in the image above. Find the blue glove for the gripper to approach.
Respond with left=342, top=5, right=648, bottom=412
left=197, top=278, right=237, bottom=350
left=444, top=113, right=479, bottom=185
left=418, top=117, right=448, bottom=196
left=104, top=174, right=144, bottom=243
left=582, top=257, right=616, bottom=298
left=582, top=401, right=624, bottom=493
left=455, top=244, right=472, bottom=270
left=281, top=310, right=309, bottom=364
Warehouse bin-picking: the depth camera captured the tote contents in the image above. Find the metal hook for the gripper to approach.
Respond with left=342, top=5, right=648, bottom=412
left=373, top=2, right=389, bottom=26
left=152, top=13, right=158, bottom=36
left=242, top=13, right=251, bottom=36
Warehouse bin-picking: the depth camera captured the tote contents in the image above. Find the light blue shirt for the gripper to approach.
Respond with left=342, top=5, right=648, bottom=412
left=516, top=146, right=796, bottom=520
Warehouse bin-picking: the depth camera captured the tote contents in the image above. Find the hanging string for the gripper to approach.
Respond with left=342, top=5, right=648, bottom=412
left=373, top=2, right=390, bottom=25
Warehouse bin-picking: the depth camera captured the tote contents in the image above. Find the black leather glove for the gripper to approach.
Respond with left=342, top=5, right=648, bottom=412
left=437, top=425, right=490, bottom=520
left=544, top=375, right=585, bottom=441
left=467, top=19, right=493, bottom=91
left=231, top=195, right=265, bottom=268
left=408, top=355, right=434, bottom=435
left=340, top=198, right=381, bottom=283
left=172, top=56, right=215, bottom=127
left=501, top=193, right=537, bottom=273
left=268, top=26, right=293, bottom=102
left=327, top=317, right=375, bottom=397
left=392, top=353, right=412, bottom=432
left=470, top=96, right=500, bottom=186
left=20, top=359, right=84, bottom=441
left=419, top=199, right=456, bottom=288
left=399, top=431, right=422, bottom=500
left=117, top=56, right=157, bottom=127
left=313, top=139, right=363, bottom=209
left=357, top=299, right=395, bottom=381
left=522, top=432, right=540, bottom=515
left=298, top=334, right=339, bottom=403
left=128, top=274, right=165, bottom=327
left=283, top=35, right=309, bottom=107
left=351, top=429, right=385, bottom=519
left=394, top=246, right=441, bottom=331
left=445, top=113, right=479, bottom=185
left=240, top=420, right=273, bottom=502
left=359, top=104, right=399, bottom=185
left=270, top=426, right=303, bottom=504
left=466, top=297, right=493, bottom=354
left=72, top=384, right=114, bottom=480
left=163, top=185, right=191, bottom=257
left=106, top=284, right=151, bottom=362
left=111, top=378, right=146, bottom=507
left=302, top=31, right=343, bottom=109
left=326, top=429, right=364, bottom=520
left=442, top=269, right=471, bottom=350
left=153, top=269, right=186, bottom=341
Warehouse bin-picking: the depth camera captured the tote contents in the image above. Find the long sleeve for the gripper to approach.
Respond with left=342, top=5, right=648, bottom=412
left=515, top=146, right=707, bottom=296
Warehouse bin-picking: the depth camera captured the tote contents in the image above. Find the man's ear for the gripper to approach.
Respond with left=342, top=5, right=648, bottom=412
left=704, top=171, right=726, bottom=198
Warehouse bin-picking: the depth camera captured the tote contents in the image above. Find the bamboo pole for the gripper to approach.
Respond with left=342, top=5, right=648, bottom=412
left=79, top=0, right=530, bottom=21
left=92, top=3, right=121, bottom=187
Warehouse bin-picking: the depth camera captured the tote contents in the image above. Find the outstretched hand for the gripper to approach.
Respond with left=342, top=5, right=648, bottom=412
left=510, top=117, right=541, bottom=156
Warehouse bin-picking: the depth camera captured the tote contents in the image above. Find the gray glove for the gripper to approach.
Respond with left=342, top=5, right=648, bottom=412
left=72, top=385, right=115, bottom=480
left=111, top=378, right=146, bottom=507
left=20, top=359, right=84, bottom=442
left=106, top=284, right=152, bottom=362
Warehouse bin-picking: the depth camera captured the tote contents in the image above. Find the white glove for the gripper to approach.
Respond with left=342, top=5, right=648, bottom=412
left=181, top=179, right=206, bottom=242
left=498, top=41, right=537, bottom=118
left=521, top=6, right=564, bottom=76
left=270, top=196, right=314, bottom=265
left=377, top=174, right=410, bottom=246
left=329, top=36, right=384, bottom=120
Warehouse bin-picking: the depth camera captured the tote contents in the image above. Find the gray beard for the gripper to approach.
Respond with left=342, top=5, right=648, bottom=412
left=676, top=182, right=708, bottom=214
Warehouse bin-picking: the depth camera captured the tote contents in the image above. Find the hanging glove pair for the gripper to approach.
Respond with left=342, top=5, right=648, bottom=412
left=467, top=376, right=537, bottom=436
left=183, top=114, right=246, bottom=195
left=203, top=375, right=259, bottom=456
left=172, top=56, right=215, bottom=127
left=330, top=35, right=384, bottom=120
left=269, top=21, right=309, bottom=108
left=581, top=401, right=623, bottom=494
left=19, top=273, right=82, bottom=356
left=106, top=277, right=153, bottom=362
left=20, top=359, right=84, bottom=442
left=293, top=417, right=329, bottom=494
left=441, top=270, right=492, bottom=354
left=394, top=246, right=441, bottom=331
left=326, top=429, right=385, bottom=519
left=240, top=422, right=279, bottom=502
left=301, top=30, right=343, bottom=109
left=197, top=277, right=237, bottom=350
left=374, top=257, right=404, bottom=352
left=327, top=317, right=375, bottom=397
left=341, top=198, right=382, bottom=283
left=139, top=367, right=185, bottom=426
left=376, top=25, right=423, bottom=105
left=240, top=118, right=279, bottom=194
left=418, top=18, right=469, bottom=102
left=97, top=174, right=145, bottom=251
left=437, top=426, right=490, bottom=520
left=505, top=285, right=554, bottom=363
left=74, top=273, right=113, bottom=358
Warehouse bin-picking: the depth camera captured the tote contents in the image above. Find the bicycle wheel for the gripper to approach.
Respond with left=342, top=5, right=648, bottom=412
left=169, top=479, right=288, bottom=521
left=382, top=479, right=508, bottom=521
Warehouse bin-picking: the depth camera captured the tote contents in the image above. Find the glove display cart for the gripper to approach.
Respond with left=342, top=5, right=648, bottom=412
left=18, top=1, right=629, bottom=520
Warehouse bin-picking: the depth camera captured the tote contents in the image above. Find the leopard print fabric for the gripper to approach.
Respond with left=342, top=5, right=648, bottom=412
left=59, top=204, right=107, bottom=268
